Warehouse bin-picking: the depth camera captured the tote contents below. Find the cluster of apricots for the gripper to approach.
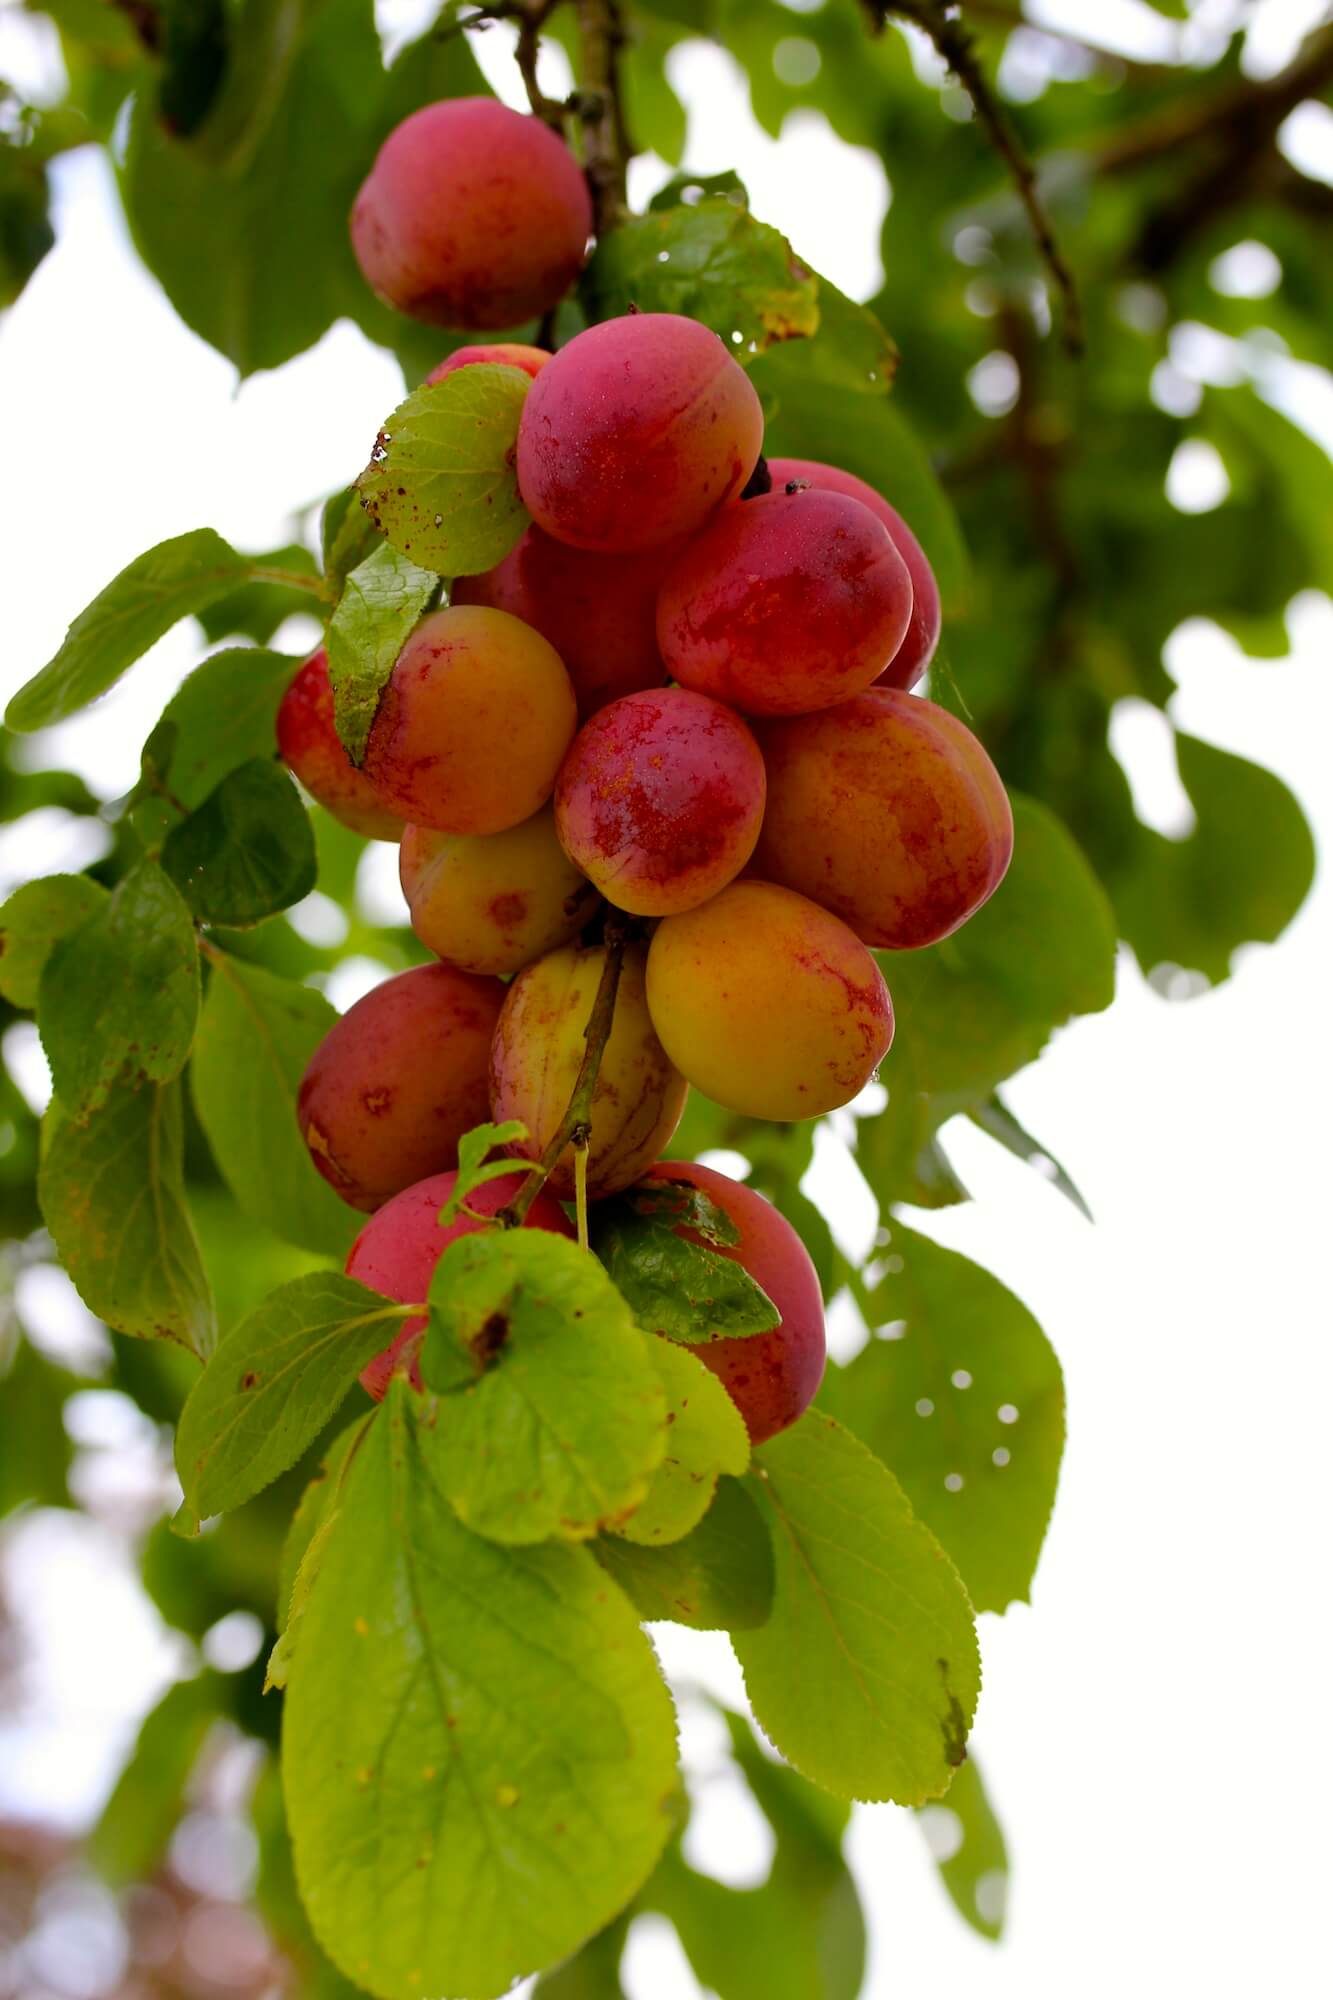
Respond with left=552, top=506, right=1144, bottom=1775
left=273, top=96, right=1013, bottom=1445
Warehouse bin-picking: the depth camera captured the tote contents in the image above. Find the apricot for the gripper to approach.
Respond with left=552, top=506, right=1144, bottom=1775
left=635, top=1161, right=825, bottom=1444
left=297, top=962, right=504, bottom=1211
left=516, top=313, right=764, bottom=552
left=347, top=1169, right=572, bottom=1400
left=656, top=487, right=912, bottom=717
left=399, top=806, right=600, bottom=976
left=275, top=651, right=403, bottom=841
left=453, top=527, right=675, bottom=716
left=362, top=606, right=576, bottom=835
left=350, top=98, right=592, bottom=330
left=425, top=343, right=550, bottom=386
left=767, top=456, right=941, bottom=689
left=554, top=689, right=765, bottom=917
left=754, top=688, right=1013, bottom=950
left=489, top=943, right=687, bottom=1199
left=645, top=880, right=893, bottom=1121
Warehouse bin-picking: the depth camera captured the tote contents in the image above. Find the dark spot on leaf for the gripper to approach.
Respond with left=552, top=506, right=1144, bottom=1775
left=470, top=1312, right=509, bottom=1367
left=241, top=1370, right=261, bottom=1391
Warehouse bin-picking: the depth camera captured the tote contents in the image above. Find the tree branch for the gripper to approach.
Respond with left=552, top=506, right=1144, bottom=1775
left=574, top=0, right=633, bottom=234
left=865, top=0, right=1084, bottom=356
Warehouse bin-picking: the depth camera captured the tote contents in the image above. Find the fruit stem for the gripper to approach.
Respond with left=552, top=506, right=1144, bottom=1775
left=574, top=0, right=632, bottom=233
left=497, top=910, right=631, bottom=1228
left=574, top=1143, right=590, bottom=1250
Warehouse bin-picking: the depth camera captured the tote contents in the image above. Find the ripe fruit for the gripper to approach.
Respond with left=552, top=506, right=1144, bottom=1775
left=755, top=688, right=1013, bottom=949
left=297, top=962, right=504, bottom=1211
left=646, top=880, right=893, bottom=1121
left=767, top=456, right=942, bottom=689
left=656, top=487, right=913, bottom=717
left=347, top=1170, right=573, bottom=1400
left=490, top=943, right=687, bottom=1199
left=399, top=807, right=600, bottom=976
left=350, top=99, right=592, bottom=330
left=554, top=689, right=765, bottom=917
left=635, top=1161, right=825, bottom=1444
left=275, top=651, right=403, bottom=841
left=453, top=527, right=675, bottom=717
left=516, top=313, right=764, bottom=552
left=425, top=343, right=551, bottom=386
left=362, top=606, right=576, bottom=835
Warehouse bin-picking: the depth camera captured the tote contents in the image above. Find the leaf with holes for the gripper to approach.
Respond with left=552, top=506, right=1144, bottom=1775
left=420, top=1229, right=667, bottom=1543
left=357, top=366, right=532, bottom=578
left=282, top=1379, right=679, bottom=2000
left=733, top=1412, right=979, bottom=1804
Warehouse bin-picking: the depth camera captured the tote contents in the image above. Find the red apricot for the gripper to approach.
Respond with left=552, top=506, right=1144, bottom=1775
left=275, top=651, right=403, bottom=841
left=554, top=689, right=765, bottom=916
left=350, top=99, right=592, bottom=330
left=636, top=1161, right=825, bottom=1445
left=755, top=688, right=1013, bottom=949
left=347, top=1169, right=572, bottom=1400
left=453, top=527, right=675, bottom=716
left=516, top=313, right=764, bottom=552
left=656, top=487, right=913, bottom=716
left=489, top=942, right=687, bottom=1199
left=362, top=606, right=576, bottom=835
left=399, top=806, right=599, bottom=976
left=297, top=962, right=504, bottom=1212
left=767, top=456, right=941, bottom=689
left=425, top=343, right=550, bottom=386
left=645, top=880, right=894, bottom=1121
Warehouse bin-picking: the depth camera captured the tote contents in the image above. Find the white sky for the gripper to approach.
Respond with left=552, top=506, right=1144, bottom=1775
left=1, top=6, right=1332, bottom=1997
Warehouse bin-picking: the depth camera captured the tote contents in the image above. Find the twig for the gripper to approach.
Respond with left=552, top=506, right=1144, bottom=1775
left=497, top=913, right=631, bottom=1228
left=458, top=0, right=568, bottom=127
left=865, top=0, right=1084, bottom=356
left=574, top=0, right=633, bottom=234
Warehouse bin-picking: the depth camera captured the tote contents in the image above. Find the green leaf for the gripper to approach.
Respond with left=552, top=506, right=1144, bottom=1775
left=437, top=1119, right=534, bottom=1222
left=880, top=794, right=1117, bottom=1102
left=918, top=1755, right=1009, bottom=1943
left=283, top=1380, right=679, bottom=2000
left=593, top=1475, right=774, bottom=1630
left=39, top=1079, right=216, bottom=1359
left=322, top=484, right=383, bottom=592
left=582, top=200, right=819, bottom=361
left=0, top=1334, right=74, bottom=1517
left=5, top=530, right=252, bottom=731
left=420, top=1230, right=667, bottom=1543
left=733, top=1412, right=979, bottom=1804
left=161, top=757, right=317, bottom=926
left=592, top=1183, right=780, bottom=1344
left=39, top=859, right=199, bottom=1120
left=0, top=873, right=109, bottom=1009
left=130, top=646, right=300, bottom=848
left=277, top=1416, right=373, bottom=1632
left=175, top=1273, right=408, bottom=1518
left=196, top=544, right=322, bottom=645
left=648, top=170, right=749, bottom=213
left=325, top=539, right=439, bottom=763
left=190, top=951, right=356, bottom=1258
left=357, top=367, right=533, bottom=579
left=824, top=1227, right=1064, bottom=1612
left=614, top=1338, right=749, bottom=1546
left=533, top=1916, right=631, bottom=1997
left=88, top=1673, right=222, bottom=1887
left=968, top=1092, right=1093, bottom=1220
left=186, top=0, right=309, bottom=171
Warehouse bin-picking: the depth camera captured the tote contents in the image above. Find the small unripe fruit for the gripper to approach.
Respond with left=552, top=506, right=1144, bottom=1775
left=489, top=943, right=687, bottom=1199
left=297, top=962, right=504, bottom=1211
left=275, top=651, right=403, bottom=841
left=636, top=1161, right=825, bottom=1444
left=425, top=343, right=551, bottom=386
left=350, top=99, right=592, bottom=330
left=399, top=807, right=600, bottom=976
left=554, top=689, right=765, bottom=917
left=657, top=487, right=913, bottom=716
left=362, top=606, right=577, bottom=835
left=347, top=1169, right=573, bottom=1400
left=516, top=313, right=764, bottom=552
left=646, top=880, right=893, bottom=1122
left=453, top=527, right=675, bottom=717
left=767, top=456, right=941, bottom=689
left=755, top=688, right=1013, bottom=949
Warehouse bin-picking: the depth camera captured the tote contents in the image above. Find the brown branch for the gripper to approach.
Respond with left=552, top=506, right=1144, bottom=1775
left=866, top=0, right=1084, bottom=356
left=574, top=0, right=633, bottom=234
left=458, top=1, right=569, bottom=127
left=496, top=912, right=631, bottom=1229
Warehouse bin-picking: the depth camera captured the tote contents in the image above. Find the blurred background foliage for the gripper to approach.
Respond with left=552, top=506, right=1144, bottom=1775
left=0, top=0, right=1328, bottom=1993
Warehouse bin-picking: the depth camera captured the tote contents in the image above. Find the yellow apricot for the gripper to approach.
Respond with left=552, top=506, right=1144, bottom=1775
left=400, top=807, right=600, bottom=976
